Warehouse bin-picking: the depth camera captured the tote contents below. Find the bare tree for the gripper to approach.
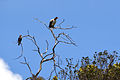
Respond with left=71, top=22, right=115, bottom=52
left=17, top=17, right=76, bottom=80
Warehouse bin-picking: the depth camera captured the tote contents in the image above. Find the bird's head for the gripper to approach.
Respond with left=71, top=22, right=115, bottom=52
left=54, top=17, right=58, bottom=20
left=19, top=35, right=22, bottom=38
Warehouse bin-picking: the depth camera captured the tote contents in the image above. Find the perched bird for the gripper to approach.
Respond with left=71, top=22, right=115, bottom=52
left=49, top=17, right=58, bottom=28
left=18, top=35, right=22, bottom=46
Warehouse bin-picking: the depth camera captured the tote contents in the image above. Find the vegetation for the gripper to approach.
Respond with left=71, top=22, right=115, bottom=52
left=16, top=18, right=120, bottom=80
left=55, top=50, right=120, bottom=80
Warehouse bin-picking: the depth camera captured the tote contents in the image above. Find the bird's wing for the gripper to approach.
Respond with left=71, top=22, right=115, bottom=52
left=49, top=20, right=53, bottom=25
left=49, top=20, right=54, bottom=28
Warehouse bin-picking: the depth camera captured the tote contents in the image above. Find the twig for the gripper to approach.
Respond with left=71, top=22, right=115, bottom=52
left=54, top=26, right=77, bottom=30
left=48, top=68, right=54, bottom=80
left=33, top=17, right=49, bottom=29
left=43, top=40, right=49, bottom=54
left=17, top=18, right=76, bottom=79
left=20, top=57, right=33, bottom=76
left=24, top=35, right=43, bottom=58
left=16, top=43, right=23, bottom=59
left=57, top=19, right=65, bottom=27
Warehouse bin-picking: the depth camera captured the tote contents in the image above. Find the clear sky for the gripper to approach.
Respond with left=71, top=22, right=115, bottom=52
left=1, top=0, right=120, bottom=79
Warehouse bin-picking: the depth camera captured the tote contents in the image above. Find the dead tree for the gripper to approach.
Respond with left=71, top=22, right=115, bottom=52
left=17, top=17, right=76, bottom=80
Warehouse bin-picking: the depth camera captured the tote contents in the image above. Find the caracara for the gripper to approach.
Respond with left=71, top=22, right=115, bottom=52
left=49, top=17, right=58, bottom=28
left=18, top=35, right=22, bottom=46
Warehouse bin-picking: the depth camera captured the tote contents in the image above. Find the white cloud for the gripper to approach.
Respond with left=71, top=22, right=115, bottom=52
left=0, top=58, right=22, bottom=80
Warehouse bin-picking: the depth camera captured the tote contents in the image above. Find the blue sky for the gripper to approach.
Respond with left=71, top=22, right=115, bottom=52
left=1, top=0, right=120, bottom=79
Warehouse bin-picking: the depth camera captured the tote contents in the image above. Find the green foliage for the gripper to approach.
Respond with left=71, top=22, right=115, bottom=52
left=56, top=50, right=120, bottom=80
left=53, top=76, right=58, bottom=80
left=77, top=50, right=120, bottom=80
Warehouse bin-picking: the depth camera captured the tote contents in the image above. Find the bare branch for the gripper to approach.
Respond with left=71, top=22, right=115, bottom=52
left=16, top=43, right=23, bottom=59
left=50, top=29, right=56, bottom=40
left=17, top=18, right=76, bottom=79
left=24, top=34, right=43, bottom=58
left=54, top=26, right=77, bottom=30
left=35, top=57, right=54, bottom=77
left=59, top=41, right=76, bottom=46
left=57, top=19, right=65, bottom=27
left=56, top=33, right=77, bottom=46
left=48, top=59, right=59, bottom=80
left=33, top=17, right=49, bottom=29
left=48, top=68, right=54, bottom=80
left=52, top=42, right=59, bottom=55
left=53, top=59, right=58, bottom=77
left=55, top=64, right=70, bottom=78
left=43, top=53, right=53, bottom=59
left=35, top=60, right=43, bottom=77
left=43, top=40, right=49, bottom=54
left=20, top=57, right=33, bottom=76
left=55, top=19, right=77, bottom=30
left=43, top=57, right=54, bottom=62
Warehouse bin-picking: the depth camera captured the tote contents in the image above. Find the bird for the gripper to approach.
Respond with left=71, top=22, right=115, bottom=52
left=49, top=17, right=58, bottom=28
left=18, top=35, right=22, bottom=46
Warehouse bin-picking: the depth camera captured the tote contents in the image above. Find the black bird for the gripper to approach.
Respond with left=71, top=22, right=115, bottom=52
left=18, top=35, right=22, bottom=46
left=49, top=17, right=58, bottom=28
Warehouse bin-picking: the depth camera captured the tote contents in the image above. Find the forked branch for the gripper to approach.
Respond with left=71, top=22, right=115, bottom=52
left=17, top=18, right=76, bottom=79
